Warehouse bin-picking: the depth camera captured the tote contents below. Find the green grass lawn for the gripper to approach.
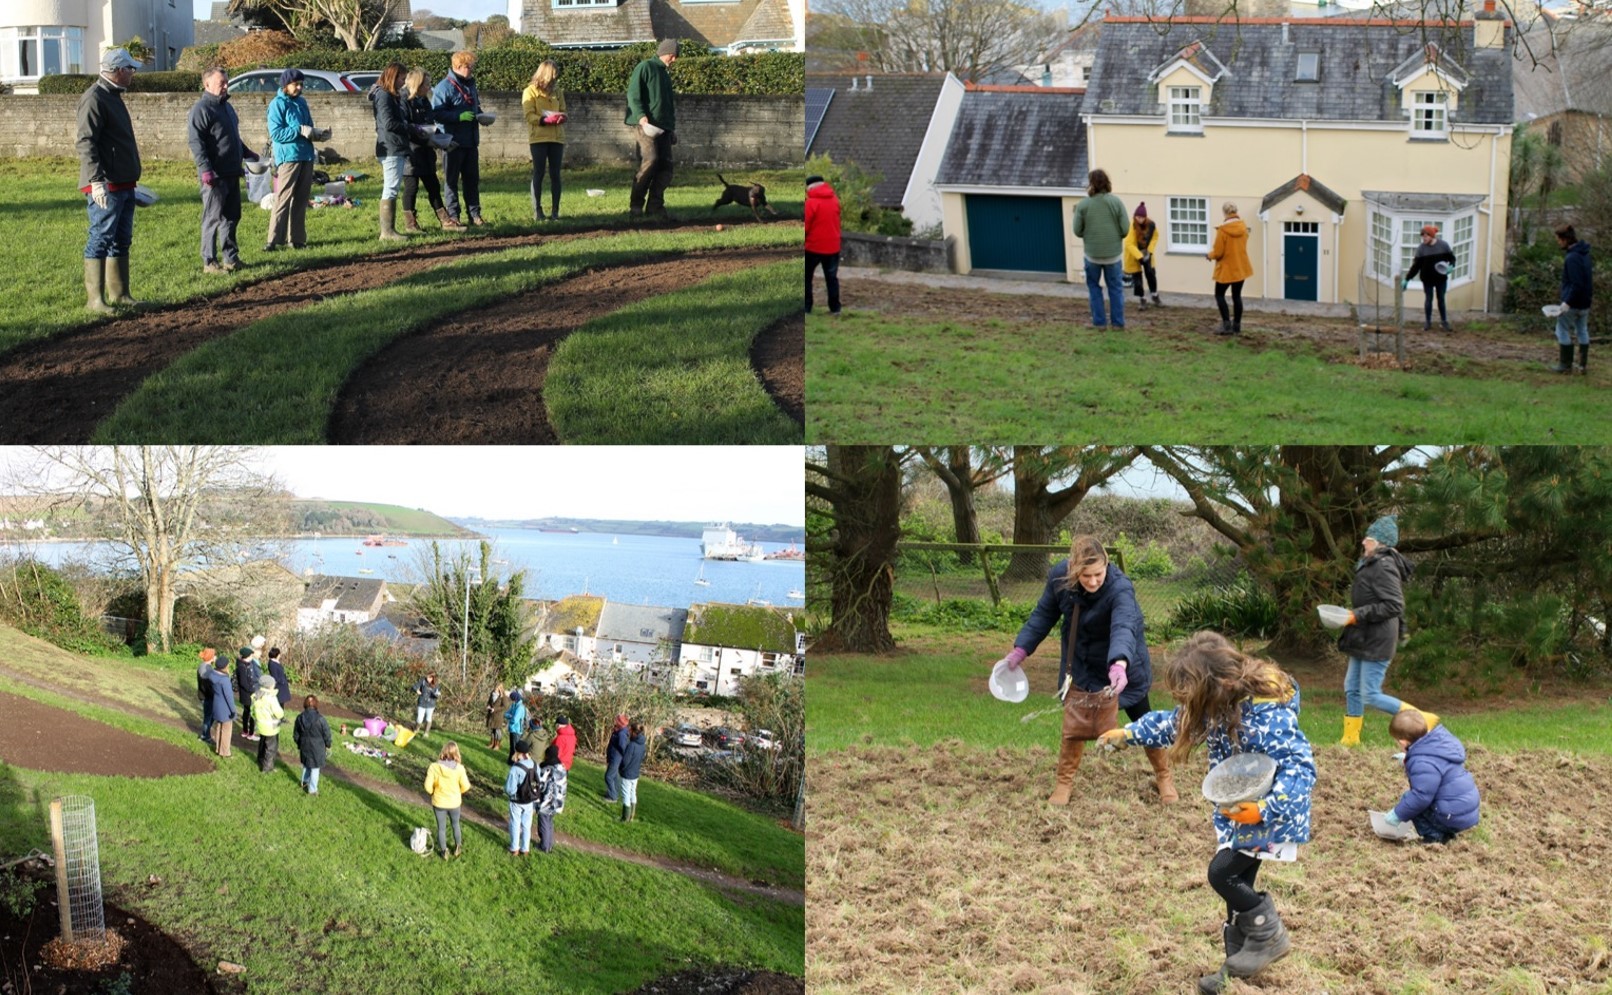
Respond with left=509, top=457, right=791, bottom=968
left=808, top=627, right=1612, bottom=756
left=806, top=308, right=1612, bottom=442
left=93, top=225, right=801, bottom=443
left=0, top=156, right=804, bottom=354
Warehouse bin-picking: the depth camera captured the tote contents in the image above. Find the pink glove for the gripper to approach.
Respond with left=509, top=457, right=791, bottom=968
left=201, top=170, right=218, bottom=187
left=1107, top=661, right=1128, bottom=696
left=996, top=647, right=1027, bottom=671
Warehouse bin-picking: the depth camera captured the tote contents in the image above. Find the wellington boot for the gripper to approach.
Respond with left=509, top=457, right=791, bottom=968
left=621, top=804, right=631, bottom=823
left=1144, top=747, right=1179, bottom=803
left=379, top=199, right=406, bottom=241
left=1553, top=344, right=1575, bottom=373
left=1578, top=344, right=1589, bottom=375
left=1397, top=700, right=1439, bottom=730
left=401, top=209, right=423, bottom=233
left=1047, top=737, right=1085, bottom=806
left=84, top=258, right=115, bottom=313
left=106, top=255, right=144, bottom=308
left=1340, top=715, right=1363, bottom=746
left=628, top=804, right=637, bottom=822
left=435, top=206, right=466, bottom=231
left=1198, top=920, right=1246, bottom=994
left=1225, top=893, right=1290, bottom=977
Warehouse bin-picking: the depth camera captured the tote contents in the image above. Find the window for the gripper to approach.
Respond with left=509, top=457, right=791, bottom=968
left=1168, top=196, right=1209, bottom=251
left=1368, top=207, right=1476, bottom=285
left=1168, top=86, right=1202, bottom=132
left=1082, top=65, right=1092, bottom=82
left=1370, top=211, right=1393, bottom=279
left=554, top=0, right=617, bottom=7
left=563, top=635, right=577, bottom=652
left=699, top=646, right=714, bottom=663
left=1411, top=91, right=1448, bottom=138
left=7, top=26, right=83, bottom=79
left=1285, top=221, right=1319, bottom=234
left=761, top=652, right=779, bottom=669
left=1296, top=53, right=1319, bottom=82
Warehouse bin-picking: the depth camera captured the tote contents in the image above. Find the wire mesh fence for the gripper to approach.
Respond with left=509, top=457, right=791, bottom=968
left=52, top=795, right=105, bottom=942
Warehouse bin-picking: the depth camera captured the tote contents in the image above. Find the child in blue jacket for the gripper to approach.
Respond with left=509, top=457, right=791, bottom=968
left=1099, top=631, right=1316, bottom=994
left=1383, top=709, right=1480, bottom=843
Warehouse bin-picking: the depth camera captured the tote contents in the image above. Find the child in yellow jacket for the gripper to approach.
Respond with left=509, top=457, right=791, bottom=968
left=251, top=674, right=285, bottom=773
left=1123, top=203, right=1162, bottom=309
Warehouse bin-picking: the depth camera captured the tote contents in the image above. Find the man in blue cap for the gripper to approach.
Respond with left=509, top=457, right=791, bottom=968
left=76, top=47, right=143, bottom=312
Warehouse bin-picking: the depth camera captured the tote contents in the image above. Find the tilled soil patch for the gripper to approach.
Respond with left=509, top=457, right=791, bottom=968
left=749, top=312, right=805, bottom=426
left=0, top=690, right=211, bottom=777
left=329, top=247, right=793, bottom=443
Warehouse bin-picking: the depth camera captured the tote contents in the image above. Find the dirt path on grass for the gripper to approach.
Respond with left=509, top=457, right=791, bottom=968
left=0, top=663, right=802, bottom=908
left=328, top=247, right=795, bottom=443
left=750, top=313, right=805, bottom=426
left=0, top=220, right=802, bottom=443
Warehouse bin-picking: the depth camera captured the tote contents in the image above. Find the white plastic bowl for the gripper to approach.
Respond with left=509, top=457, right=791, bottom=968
left=1317, top=604, right=1352, bottom=629
left=1543, top=304, right=1565, bottom=318
left=476, top=112, right=496, bottom=126
left=988, top=659, right=1029, bottom=703
left=1202, top=752, right=1277, bottom=806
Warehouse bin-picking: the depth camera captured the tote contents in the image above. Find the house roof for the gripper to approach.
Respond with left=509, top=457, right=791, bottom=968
left=596, top=603, right=688, bottom=643
left=936, top=87, right=1088, bottom=189
left=544, top=595, right=605, bottom=636
left=806, top=72, right=950, bottom=207
left=1361, top=190, right=1488, bottom=212
left=654, top=0, right=794, bottom=49
left=682, top=602, right=797, bottom=653
left=416, top=28, right=465, bottom=51
left=1261, top=173, right=1349, bottom=215
left=734, top=0, right=795, bottom=45
left=516, top=0, right=657, bottom=48
left=301, top=575, right=387, bottom=613
left=1513, top=19, right=1612, bottom=120
left=1084, top=17, right=1513, bottom=125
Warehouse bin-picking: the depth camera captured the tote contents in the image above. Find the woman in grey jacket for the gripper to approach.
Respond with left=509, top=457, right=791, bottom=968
left=1337, top=516, right=1438, bottom=745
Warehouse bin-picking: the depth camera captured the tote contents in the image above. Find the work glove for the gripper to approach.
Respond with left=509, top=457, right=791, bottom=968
left=994, top=647, right=1027, bottom=672
left=201, top=170, right=218, bottom=187
left=1383, top=810, right=1402, bottom=826
left=1142, top=253, right=1152, bottom=266
left=459, top=110, right=477, bottom=122
left=1097, top=728, right=1130, bottom=751
left=299, top=124, right=313, bottom=139
left=1106, top=661, right=1128, bottom=698
left=1219, top=801, right=1264, bottom=825
left=89, top=182, right=108, bottom=209
left=1345, top=611, right=1357, bottom=625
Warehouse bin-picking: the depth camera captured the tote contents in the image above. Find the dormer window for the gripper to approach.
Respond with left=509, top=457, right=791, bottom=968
left=1296, top=53, right=1319, bottom=82
left=1168, top=86, right=1202, bottom=133
left=1411, top=91, right=1448, bottom=138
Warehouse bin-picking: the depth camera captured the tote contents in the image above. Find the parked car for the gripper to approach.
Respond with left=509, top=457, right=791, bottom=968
left=704, top=726, right=746, bottom=750
left=750, top=729, right=776, bottom=750
left=665, top=724, right=703, bottom=748
left=227, top=69, right=362, bottom=94
left=344, top=71, right=381, bottom=90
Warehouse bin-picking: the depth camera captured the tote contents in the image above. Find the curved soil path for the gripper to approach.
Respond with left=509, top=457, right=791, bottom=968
left=0, top=220, right=801, bottom=443
left=750, top=313, right=805, bottom=426
left=329, top=247, right=793, bottom=443
left=0, top=690, right=212, bottom=778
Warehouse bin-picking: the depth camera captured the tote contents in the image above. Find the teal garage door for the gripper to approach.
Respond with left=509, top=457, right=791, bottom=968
left=965, top=195, right=1066, bottom=273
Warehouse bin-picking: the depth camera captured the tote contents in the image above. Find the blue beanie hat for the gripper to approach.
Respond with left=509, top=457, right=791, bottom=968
left=278, top=68, right=305, bottom=88
left=1365, top=515, right=1398, bottom=547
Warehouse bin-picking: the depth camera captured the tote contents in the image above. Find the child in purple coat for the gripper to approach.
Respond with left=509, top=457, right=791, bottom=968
left=1383, top=709, right=1480, bottom=843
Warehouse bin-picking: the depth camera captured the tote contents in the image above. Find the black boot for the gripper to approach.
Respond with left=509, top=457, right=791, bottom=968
left=1224, top=893, right=1290, bottom=978
left=1554, top=344, right=1575, bottom=374
left=1217, top=319, right=1233, bottom=335
left=1232, top=318, right=1242, bottom=334
left=1198, top=919, right=1246, bottom=994
left=1578, top=343, right=1589, bottom=375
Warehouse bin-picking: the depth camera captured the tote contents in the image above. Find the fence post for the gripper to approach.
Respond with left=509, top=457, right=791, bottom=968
left=980, top=549, right=1002, bottom=607
left=48, top=799, right=72, bottom=943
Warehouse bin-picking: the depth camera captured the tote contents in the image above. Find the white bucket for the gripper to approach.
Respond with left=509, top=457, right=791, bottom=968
left=988, top=659, right=1029, bottom=703
left=324, top=180, right=347, bottom=199
left=1317, top=604, right=1351, bottom=629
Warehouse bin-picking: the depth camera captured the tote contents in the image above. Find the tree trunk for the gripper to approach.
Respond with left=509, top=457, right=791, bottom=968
left=815, top=446, right=902, bottom=654
left=924, top=446, right=982, bottom=565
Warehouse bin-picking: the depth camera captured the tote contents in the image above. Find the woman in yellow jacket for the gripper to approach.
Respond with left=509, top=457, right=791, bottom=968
left=521, top=60, right=567, bottom=222
left=1123, top=202, right=1162, bottom=310
left=424, top=741, right=471, bottom=859
left=1206, top=202, right=1253, bottom=336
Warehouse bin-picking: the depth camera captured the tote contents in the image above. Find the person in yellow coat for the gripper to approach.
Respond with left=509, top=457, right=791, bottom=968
left=251, top=673, right=285, bottom=773
left=424, top=741, right=472, bottom=859
left=1206, top=202, right=1253, bottom=336
left=521, top=60, right=567, bottom=222
left=1123, top=203, right=1162, bottom=310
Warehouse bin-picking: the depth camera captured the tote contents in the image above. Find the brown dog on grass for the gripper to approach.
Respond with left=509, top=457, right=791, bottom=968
left=713, top=173, right=780, bottom=221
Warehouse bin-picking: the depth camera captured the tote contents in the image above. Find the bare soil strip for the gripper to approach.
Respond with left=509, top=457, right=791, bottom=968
left=328, top=247, right=794, bottom=443
left=749, top=313, right=805, bottom=426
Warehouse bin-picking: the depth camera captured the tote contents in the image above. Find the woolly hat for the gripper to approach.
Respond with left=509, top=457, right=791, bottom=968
left=198, top=648, right=216, bottom=662
left=278, top=68, right=305, bottom=88
left=510, top=688, right=521, bottom=700
left=805, top=175, right=825, bottom=188
left=1134, top=202, right=1147, bottom=219
left=557, top=715, right=570, bottom=726
left=239, top=646, right=255, bottom=659
left=251, top=635, right=266, bottom=650
left=514, top=739, right=532, bottom=755
left=1365, top=515, right=1399, bottom=547
left=259, top=674, right=276, bottom=691
left=1420, top=224, right=1439, bottom=238
left=657, top=39, right=680, bottom=57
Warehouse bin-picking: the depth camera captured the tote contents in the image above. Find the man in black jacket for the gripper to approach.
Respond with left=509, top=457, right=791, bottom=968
left=187, top=68, right=253, bottom=274
left=1554, top=222, right=1593, bottom=375
left=76, top=47, right=143, bottom=312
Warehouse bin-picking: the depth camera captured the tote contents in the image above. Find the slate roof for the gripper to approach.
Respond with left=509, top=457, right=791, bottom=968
left=1261, top=173, right=1349, bottom=214
left=517, top=0, right=657, bottom=48
left=935, top=87, right=1088, bottom=189
left=652, top=0, right=792, bottom=48
left=596, top=603, right=688, bottom=644
left=1513, top=19, right=1612, bottom=119
left=806, top=73, right=950, bottom=207
left=301, top=575, right=387, bottom=613
left=1084, top=17, right=1514, bottom=125
left=735, top=0, right=795, bottom=45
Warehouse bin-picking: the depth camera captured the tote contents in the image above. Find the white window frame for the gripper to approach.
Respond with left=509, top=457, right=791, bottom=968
left=1167, top=85, right=1203, bottom=133
left=1167, top=196, right=1210, bottom=251
left=1367, top=206, right=1476, bottom=287
left=1411, top=91, right=1448, bottom=139
left=1296, top=52, right=1319, bottom=82
left=4, top=26, right=84, bottom=81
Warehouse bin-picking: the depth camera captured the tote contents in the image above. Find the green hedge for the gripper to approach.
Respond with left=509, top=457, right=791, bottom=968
left=38, top=71, right=203, bottom=94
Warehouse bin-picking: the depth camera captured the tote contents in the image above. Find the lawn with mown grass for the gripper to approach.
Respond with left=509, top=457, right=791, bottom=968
left=91, top=225, right=800, bottom=443
left=806, top=308, right=1612, bottom=442
left=0, top=157, right=804, bottom=353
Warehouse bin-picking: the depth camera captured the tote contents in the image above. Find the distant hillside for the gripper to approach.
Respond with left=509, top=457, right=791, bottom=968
left=453, top=518, right=804, bottom=543
left=292, top=501, right=477, bottom=538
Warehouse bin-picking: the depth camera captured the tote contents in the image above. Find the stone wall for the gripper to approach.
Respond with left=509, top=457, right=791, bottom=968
left=841, top=231, right=954, bottom=273
left=0, top=91, right=804, bottom=169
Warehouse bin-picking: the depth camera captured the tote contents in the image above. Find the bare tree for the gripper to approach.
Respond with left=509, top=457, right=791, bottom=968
left=915, top=447, right=1009, bottom=563
left=816, top=0, right=1067, bottom=81
left=230, top=0, right=398, bottom=49
left=23, top=447, right=288, bottom=654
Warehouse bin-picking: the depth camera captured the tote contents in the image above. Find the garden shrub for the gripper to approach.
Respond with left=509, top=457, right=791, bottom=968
left=36, top=74, right=95, bottom=94
left=1166, top=579, right=1279, bottom=639
left=217, top=30, right=304, bottom=70
left=1110, top=531, right=1176, bottom=580
left=0, top=559, right=118, bottom=655
left=177, top=42, right=224, bottom=72
left=37, top=71, right=201, bottom=93
left=804, top=152, right=912, bottom=236
left=891, top=592, right=1034, bottom=633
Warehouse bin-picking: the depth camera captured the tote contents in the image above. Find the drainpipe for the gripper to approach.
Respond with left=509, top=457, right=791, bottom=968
left=1484, top=124, right=1498, bottom=312
left=1332, top=214, right=1341, bottom=305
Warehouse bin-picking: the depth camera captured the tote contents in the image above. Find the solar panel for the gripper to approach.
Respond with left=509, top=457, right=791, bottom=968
left=805, top=87, right=833, bottom=154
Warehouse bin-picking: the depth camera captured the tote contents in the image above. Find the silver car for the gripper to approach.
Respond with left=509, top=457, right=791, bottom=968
left=226, top=69, right=362, bottom=94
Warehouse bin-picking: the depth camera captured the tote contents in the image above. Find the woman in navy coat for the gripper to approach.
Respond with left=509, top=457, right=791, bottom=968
left=994, top=534, right=1174, bottom=805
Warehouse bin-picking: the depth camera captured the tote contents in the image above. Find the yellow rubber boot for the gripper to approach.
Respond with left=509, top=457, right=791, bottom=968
left=1398, top=701, right=1439, bottom=730
left=1340, top=715, right=1363, bottom=746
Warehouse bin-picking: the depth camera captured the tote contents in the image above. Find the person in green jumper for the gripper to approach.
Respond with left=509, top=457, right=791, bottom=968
left=626, top=39, right=680, bottom=220
left=1072, top=168, right=1130, bottom=329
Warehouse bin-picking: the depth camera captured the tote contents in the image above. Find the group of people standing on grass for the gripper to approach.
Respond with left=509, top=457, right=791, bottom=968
left=76, top=41, right=684, bottom=309
left=993, top=524, right=1480, bottom=993
left=194, top=637, right=330, bottom=793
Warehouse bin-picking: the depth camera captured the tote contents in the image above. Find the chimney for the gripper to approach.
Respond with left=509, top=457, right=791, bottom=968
left=1475, top=0, right=1505, bottom=50
left=849, top=76, right=857, bottom=91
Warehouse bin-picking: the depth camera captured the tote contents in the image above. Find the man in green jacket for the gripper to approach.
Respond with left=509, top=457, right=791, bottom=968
left=1072, top=168, right=1129, bottom=328
left=625, top=39, right=679, bottom=220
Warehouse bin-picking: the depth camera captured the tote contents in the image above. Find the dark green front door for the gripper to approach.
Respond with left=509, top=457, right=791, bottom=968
left=965, top=195, right=1065, bottom=273
left=1284, top=233, right=1319, bottom=301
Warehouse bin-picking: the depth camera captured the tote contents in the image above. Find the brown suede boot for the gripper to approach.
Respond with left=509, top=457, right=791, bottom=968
left=435, top=206, right=466, bottom=231
left=401, top=209, right=422, bottom=233
left=1048, top=737, right=1085, bottom=805
left=1145, top=747, right=1179, bottom=803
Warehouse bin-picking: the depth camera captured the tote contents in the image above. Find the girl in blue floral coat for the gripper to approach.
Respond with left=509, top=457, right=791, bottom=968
left=1099, top=630, right=1316, bottom=994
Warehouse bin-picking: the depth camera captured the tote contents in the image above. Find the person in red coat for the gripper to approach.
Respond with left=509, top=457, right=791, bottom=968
left=553, top=715, right=577, bottom=770
left=805, top=175, right=842, bottom=314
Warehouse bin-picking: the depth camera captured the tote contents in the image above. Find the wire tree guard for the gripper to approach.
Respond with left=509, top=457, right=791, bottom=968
left=1349, top=265, right=1407, bottom=365
left=48, top=795, right=106, bottom=943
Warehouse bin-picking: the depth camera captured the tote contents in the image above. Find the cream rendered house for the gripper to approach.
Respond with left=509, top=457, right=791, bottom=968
left=937, top=10, right=1515, bottom=311
left=1, top=0, right=194, bottom=89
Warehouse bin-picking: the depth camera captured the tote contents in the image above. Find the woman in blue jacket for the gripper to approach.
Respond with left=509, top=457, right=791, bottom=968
left=618, top=723, right=647, bottom=823
left=431, top=50, right=485, bottom=226
left=265, top=69, right=326, bottom=251
left=992, top=534, right=1173, bottom=804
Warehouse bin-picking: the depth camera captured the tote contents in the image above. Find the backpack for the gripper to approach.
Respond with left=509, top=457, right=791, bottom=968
left=512, top=762, right=540, bottom=805
left=409, top=827, right=430, bottom=854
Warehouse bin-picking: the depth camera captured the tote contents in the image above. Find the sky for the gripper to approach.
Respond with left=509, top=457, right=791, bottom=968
left=194, top=0, right=508, bottom=22
left=0, top=447, right=805, bottom=525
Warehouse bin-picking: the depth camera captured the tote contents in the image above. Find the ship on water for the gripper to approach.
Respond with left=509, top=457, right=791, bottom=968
left=538, top=526, right=580, bottom=534
left=701, top=523, right=764, bottom=562
left=362, top=535, right=407, bottom=547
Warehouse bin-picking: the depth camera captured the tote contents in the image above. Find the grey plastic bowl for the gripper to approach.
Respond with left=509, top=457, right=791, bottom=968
left=1202, top=753, right=1277, bottom=806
